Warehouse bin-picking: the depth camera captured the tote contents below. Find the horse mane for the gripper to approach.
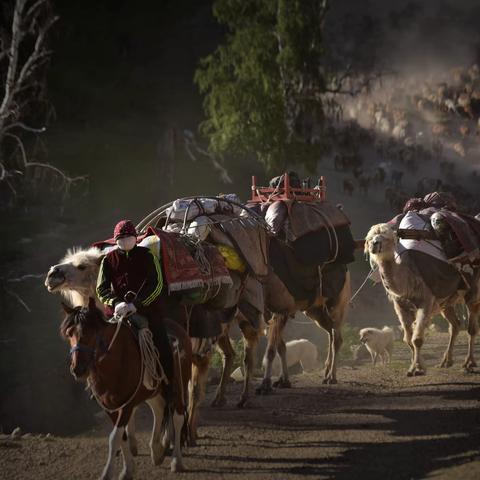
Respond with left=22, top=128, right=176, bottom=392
left=59, top=304, right=106, bottom=339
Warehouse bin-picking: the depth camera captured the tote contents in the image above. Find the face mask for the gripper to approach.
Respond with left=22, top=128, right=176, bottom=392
left=116, top=236, right=136, bottom=251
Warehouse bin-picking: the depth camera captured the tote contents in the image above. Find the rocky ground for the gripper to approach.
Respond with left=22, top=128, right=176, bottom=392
left=1, top=331, right=479, bottom=480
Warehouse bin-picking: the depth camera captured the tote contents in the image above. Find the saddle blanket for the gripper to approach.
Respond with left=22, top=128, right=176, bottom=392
left=93, top=226, right=232, bottom=294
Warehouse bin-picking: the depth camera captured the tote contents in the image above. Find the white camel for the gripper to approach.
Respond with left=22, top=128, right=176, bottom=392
left=365, top=223, right=479, bottom=376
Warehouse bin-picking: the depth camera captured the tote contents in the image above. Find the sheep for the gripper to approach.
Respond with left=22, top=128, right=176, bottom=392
left=263, top=339, right=318, bottom=377
left=358, top=326, right=395, bottom=366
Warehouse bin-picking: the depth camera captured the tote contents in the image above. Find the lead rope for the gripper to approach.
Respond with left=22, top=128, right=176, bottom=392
left=138, top=327, right=167, bottom=390
left=349, top=266, right=377, bottom=305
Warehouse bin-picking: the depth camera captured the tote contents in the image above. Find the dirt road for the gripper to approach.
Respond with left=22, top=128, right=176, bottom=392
left=1, top=331, right=479, bottom=480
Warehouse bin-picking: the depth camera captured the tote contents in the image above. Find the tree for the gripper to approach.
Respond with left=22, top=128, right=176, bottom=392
left=195, top=0, right=331, bottom=173
left=0, top=0, right=86, bottom=209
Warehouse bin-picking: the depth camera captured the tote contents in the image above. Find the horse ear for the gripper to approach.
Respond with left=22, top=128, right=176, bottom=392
left=61, top=302, right=75, bottom=314
left=88, top=297, right=97, bottom=311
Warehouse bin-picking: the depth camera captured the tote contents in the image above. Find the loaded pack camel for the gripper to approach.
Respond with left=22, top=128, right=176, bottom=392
left=365, top=223, right=479, bottom=376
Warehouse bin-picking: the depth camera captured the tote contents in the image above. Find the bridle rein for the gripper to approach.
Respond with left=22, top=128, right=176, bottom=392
left=69, top=318, right=123, bottom=369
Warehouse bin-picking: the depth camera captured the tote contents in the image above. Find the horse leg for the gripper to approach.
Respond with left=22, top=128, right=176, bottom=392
left=256, top=312, right=287, bottom=394
left=211, top=329, right=235, bottom=407
left=373, top=351, right=378, bottom=366
left=393, top=300, right=416, bottom=376
left=411, top=303, right=434, bottom=376
left=170, top=410, right=187, bottom=472
left=273, top=336, right=291, bottom=388
left=126, top=407, right=138, bottom=456
left=119, top=425, right=135, bottom=480
left=237, top=318, right=261, bottom=407
left=438, top=306, right=460, bottom=368
left=464, top=302, right=480, bottom=371
left=188, top=353, right=210, bottom=445
left=146, top=394, right=167, bottom=466
left=101, top=410, right=133, bottom=480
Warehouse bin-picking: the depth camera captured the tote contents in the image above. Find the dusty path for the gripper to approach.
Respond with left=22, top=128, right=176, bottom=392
left=1, top=332, right=479, bottom=480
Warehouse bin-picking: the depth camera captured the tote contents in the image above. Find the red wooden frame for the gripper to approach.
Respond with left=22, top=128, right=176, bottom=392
left=250, top=173, right=326, bottom=203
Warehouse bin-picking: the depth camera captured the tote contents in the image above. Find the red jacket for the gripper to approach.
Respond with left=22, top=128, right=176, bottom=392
left=96, top=246, right=163, bottom=317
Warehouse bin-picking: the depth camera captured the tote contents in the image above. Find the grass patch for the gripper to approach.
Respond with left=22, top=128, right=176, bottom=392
left=339, top=324, right=360, bottom=360
left=210, top=338, right=244, bottom=371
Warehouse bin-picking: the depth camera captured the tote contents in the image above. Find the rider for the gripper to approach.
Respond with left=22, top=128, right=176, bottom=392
left=96, top=219, right=174, bottom=390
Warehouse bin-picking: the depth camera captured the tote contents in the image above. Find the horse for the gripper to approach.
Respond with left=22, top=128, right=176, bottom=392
left=60, top=298, right=192, bottom=478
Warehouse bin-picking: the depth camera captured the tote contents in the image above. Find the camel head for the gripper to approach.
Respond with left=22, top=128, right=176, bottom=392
left=45, top=247, right=104, bottom=306
left=365, top=223, right=397, bottom=262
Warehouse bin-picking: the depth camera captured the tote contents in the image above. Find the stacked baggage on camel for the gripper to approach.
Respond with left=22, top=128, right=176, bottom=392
left=388, top=191, right=480, bottom=299
left=245, top=172, right=356, bottom=303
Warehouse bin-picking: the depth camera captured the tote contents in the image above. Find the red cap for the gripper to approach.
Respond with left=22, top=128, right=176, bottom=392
left=113, top=220, right=137, bottom=240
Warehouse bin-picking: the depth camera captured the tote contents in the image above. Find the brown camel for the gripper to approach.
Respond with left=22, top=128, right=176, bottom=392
left=365, top=223, right=479, bottom=376
left=256, top=263, right=351, bottom=393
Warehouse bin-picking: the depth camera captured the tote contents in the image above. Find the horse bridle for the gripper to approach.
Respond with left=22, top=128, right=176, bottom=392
left=69, top=333, right=109, bottom=369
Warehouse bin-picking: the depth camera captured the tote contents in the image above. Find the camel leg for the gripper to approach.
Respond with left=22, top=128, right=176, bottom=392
left=256, top=312, right=287, bottom=395
left=393, top=300, right=416, bottom=376
left=211, top=330, right=235, bottom=407
left=464, top=303, right=480, bottom=371
left=438, top=306, right=460, bottom=368
left=237, top=317, right=261, bottom=407
left=146, top=394, right=167, bottom=466
left=126, top=408, right=138, bottom=456
left=322, top=271, right=350, bottom=384
left=188, top=353, right=210, bottom=445
left=411, top=304, right=434, bottom=376
left=307, top=306, right=335, bottom=383
left=273, top=336, right=291, bottom=388
left=309, top=287, right=349, bottom=384
left=170, top=411, right=186, bottom=472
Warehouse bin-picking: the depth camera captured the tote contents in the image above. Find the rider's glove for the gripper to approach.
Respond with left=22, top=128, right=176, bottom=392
left=114, top=301, right=129, bottom=318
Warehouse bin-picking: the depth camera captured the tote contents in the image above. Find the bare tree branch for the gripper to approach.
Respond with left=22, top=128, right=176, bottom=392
left=3, top=122, right=46, bottom=133
left=3, top=287, right=32, bottom=312
left=4, top=131, right=27, bottom=167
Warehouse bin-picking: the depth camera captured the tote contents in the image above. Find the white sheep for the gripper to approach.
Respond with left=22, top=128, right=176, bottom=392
left=263, top=339, right=318, bottom=377
left=358, top=326, right=395, bottom=366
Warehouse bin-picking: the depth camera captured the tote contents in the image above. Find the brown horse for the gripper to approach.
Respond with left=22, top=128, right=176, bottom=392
left=60, top=298, right=192, bottom=478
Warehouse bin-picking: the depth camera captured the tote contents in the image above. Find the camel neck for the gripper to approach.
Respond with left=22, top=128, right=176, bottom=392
left=378, top=258, right=401, bottom=295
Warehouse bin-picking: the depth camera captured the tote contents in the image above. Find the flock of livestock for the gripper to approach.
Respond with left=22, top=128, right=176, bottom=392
left=332, top=63, right=480, bottom=214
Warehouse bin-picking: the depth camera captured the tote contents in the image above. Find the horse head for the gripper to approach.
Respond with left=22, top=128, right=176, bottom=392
left=60, top=297, right=106, bottom=380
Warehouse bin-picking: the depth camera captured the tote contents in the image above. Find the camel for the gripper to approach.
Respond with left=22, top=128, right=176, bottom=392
left=257, top=263, right=351, bottom=393
left=365, top=223, right=479, bottom=376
